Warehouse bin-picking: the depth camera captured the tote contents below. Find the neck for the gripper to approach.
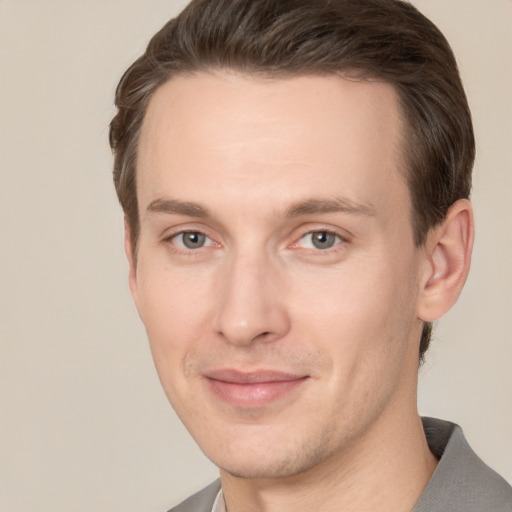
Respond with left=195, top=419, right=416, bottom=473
left=220, top=405, right=437, bottom=512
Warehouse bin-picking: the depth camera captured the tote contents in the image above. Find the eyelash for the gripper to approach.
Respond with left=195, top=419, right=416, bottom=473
left=292, top=230, right=345, bottom=253
left=162, top=228, right=348, bottom=255
left=165, top=230, right=218, bottom=253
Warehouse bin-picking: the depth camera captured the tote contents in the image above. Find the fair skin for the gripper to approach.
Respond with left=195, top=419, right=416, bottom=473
left=126, top=71, right=473, bottom=512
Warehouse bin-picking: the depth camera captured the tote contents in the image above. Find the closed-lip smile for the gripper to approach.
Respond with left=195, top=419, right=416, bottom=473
left=203, top=369, right=309, bottom=408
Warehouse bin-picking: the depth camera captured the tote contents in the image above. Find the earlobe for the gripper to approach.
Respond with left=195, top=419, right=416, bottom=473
left=417, top=199, right=474, bottom=322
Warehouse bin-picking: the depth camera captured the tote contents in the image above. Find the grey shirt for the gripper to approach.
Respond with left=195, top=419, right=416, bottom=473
left=169, top=417, right=512, bottom=512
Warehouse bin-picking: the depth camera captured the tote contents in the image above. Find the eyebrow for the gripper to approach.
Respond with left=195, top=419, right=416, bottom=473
left=145, top=196, right=375, bottom=219
left=146, top=198, right=210, bottom=218
left=285, top=197, right=376, bottom=217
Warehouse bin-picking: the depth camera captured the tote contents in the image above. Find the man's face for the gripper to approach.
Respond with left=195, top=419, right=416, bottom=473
left=130, top=71, right=426, bottom=479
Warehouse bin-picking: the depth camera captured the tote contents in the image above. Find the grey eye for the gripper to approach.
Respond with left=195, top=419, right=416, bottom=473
left=180, top=232, right=207, bottom=249
left=311, top=231, right=337, bottom=249
left=299, top=231, right=340, bottom=250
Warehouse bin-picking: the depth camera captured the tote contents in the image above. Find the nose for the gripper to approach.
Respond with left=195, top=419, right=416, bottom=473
left=213, top=252, right=290, bottom=346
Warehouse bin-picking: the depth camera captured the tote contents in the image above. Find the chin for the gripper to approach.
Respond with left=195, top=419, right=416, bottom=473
left=217, top=456, right=311, bottom=480
left=204, top=428, right=336, bottom=480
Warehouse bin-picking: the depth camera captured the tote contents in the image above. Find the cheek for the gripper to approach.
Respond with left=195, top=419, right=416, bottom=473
left=291, top=261, right=411, bottom=332
left=135, top=261, right=215, bottom=374
left=290, top=257, right=419, bottom=375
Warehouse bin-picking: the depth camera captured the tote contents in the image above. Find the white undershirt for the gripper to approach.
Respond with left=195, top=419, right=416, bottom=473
left=211, top=489, right=226, bottom=512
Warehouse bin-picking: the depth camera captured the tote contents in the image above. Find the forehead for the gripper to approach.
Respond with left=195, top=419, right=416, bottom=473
left=137, top=71, right=409, bottom=220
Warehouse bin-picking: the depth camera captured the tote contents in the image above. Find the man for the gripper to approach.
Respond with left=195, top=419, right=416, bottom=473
left=109, top=0, right=512, bottom=510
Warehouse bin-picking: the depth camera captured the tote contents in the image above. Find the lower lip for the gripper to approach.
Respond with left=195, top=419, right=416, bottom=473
left=205, top=377, right=308, bottom=408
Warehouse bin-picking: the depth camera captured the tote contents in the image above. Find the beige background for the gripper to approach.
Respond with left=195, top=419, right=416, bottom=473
left=1, top=1, right=510, bottom=510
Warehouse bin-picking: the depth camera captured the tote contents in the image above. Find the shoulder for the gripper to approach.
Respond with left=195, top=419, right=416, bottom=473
left=167, top=479, right=222, bottom=512
left=415, top=418, right=512, bottom=511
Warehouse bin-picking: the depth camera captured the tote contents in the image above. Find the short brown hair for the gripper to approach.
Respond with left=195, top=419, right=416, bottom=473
left=109, top=0, right=475, bottom=360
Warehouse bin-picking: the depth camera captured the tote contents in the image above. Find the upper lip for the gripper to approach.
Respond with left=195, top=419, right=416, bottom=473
left=204, top=369, right=308, bottom=384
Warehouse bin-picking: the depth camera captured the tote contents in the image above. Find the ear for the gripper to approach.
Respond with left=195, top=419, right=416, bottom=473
left=417, top=199, right=474, bottom=322
left=124, top=218, right=140, bottom=304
